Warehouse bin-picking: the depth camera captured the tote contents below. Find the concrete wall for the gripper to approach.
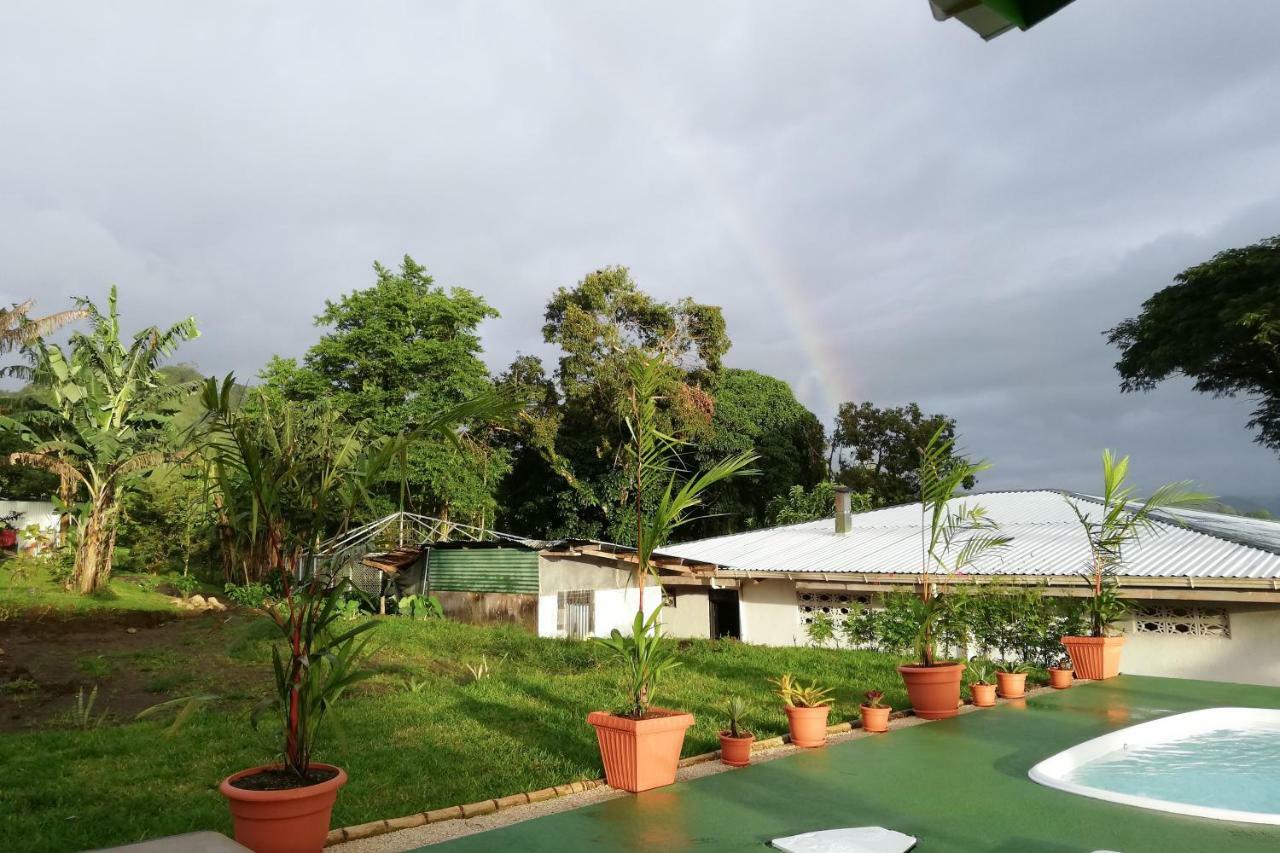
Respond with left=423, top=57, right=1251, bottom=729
left=1121, top=602, right=1280, bottom=687
left=739, top=579, right=801, bottom=646
left=662, top=588, right=711, bottom=638
left=535, top=554, right=656, bottom=639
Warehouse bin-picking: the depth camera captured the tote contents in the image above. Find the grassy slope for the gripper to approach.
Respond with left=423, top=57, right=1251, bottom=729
left=0, top=560, right=184, bottom=616
left=1, top=614, right=927, bottom=852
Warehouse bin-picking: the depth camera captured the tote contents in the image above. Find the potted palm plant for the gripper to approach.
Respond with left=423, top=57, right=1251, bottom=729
left=771, top=674, right=834, bottom=748
left=1047, top=659, right=1074, bottom=689
left=1062, top=451, right=1206, bottom=680
left=591, top=607, right=691, bottom=791
left=967, top=659, right=996, bottom=707
left=860, top=689, right=890, bottom=733
left=995, top=661, right=1030, bottom=699
left=718, top=696, right=754, bottom=766
left=897, top=428, right=1011, bottom=720
left=589, top=354, right=756, bottom=792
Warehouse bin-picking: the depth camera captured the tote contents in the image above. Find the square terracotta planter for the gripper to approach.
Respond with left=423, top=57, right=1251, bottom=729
left=587, top=708, right=693, bottom=792
left=1061, top=635, right=1125, bottom=680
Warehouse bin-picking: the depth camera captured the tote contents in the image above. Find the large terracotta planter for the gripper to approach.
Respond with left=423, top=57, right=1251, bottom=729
left=219, top=763, right=347, bottom=853
left=897, top=662, right=964, bottom=720
left=1048, top=667, right=1074, bottom=689
left=860, top=704, right=890, bottom=733
left=718, top=731, right=755, bottom=766
left=587, top=708, right=693, bottom=792
left=1062, top=635, right=1125, bottom=680
left=784, top=704, right=831, bottom=747
left=970, top=682, right=996, bottom=707
left=996, top=671, right=1027, bottom=699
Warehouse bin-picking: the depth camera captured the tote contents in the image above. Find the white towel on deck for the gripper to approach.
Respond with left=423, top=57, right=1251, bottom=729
left=770, top=827, right=918, bottom=853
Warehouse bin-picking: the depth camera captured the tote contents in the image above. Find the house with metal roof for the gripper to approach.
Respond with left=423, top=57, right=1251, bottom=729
left=305, top=510, right=654, bottom=640
left=654, top=489, right=1280, bottom=686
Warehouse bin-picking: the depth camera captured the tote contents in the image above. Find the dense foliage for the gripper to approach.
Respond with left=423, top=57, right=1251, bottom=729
left=1108, top=234, right=1280, bottom=450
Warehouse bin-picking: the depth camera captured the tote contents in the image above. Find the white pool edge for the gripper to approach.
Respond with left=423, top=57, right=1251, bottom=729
left=1028, top=706, right=1280, bottom=826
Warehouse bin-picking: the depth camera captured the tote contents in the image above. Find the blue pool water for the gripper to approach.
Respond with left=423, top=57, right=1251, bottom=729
left=1065, top=728, right=1280, bottom=816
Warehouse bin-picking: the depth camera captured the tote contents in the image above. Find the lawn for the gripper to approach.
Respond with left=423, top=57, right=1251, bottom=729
left=0, top=602, right=937, bottom=852
left=0, top=558, right=197, bottom=618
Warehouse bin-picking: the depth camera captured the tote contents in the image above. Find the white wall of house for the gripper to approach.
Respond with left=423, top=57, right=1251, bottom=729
left=1120, top=602, right=1280, bottom=687
left=662, top=588, right=711, bottom=638
left=0, top=500, right=60, bottom=553
left=739, top=579, right=802, bottom=646
left=535, top=555, right=656, bottom=639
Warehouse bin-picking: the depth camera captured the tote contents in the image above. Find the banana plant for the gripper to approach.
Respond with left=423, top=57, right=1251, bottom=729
left=1, top=288, right=198, bottom=593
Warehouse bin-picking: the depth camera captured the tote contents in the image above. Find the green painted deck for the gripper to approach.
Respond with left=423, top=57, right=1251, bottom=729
left=430, top=676, right=1280, bottom=852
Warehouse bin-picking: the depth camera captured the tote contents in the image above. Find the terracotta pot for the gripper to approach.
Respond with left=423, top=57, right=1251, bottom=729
left=718, top=731, right=755, bottom=766
left=1048, top=667, right=1074, bottom=689
left=219, top=763, right=347, bottom=853
left=1061, top=635, right=1125, bottom=680
left=860, top=704, right=890, bottom=733
left=897, top=662, right=964, bottom=720
left=587, top=708, right=694, bottom=792
left=784, top=704, right=831, bottom=747
left=996, top=671, right=1027, bottom=699
left=970, top=682, right=996, bottom=707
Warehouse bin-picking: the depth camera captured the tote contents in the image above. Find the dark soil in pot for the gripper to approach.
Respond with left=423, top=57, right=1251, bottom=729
left=229, top=767, right=340, bottom=792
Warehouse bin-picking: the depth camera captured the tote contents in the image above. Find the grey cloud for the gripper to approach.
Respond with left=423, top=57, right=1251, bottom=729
left=2, top=0, right=1278, bottom=500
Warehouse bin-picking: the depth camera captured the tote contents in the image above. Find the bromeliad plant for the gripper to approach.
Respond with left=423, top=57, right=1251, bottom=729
left=1067, top=451, right=1208, bottom=637
left=966, top=659, right=995, bottom=686
left=863, top=689, right=886, bottom=709
left=596, top=606, right=681, bottom=718
left=770, top=673, right=835, bottom=709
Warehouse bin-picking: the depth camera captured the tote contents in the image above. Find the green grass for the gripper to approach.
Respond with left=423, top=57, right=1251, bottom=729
left=0, top=615, right=926, bottom=852
left=0, top=559, right=183, bottom=617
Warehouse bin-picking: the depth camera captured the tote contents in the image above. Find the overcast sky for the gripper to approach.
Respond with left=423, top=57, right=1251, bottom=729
left=3, top=1, right=1279, bottom=503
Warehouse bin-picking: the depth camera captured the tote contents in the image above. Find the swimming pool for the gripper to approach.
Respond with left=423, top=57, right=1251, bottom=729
left=1028, top=707, right=1280, bottom=825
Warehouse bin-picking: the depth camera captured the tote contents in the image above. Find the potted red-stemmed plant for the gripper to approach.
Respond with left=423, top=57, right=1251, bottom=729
left=860, top=690, right=890, bottom=733
left=718, top=696, right=755, bottom=766
left=1047, top=659, right=1074, bottom=689
left=898, top=428, right=1011, bottom=720
left=967, top=660, right=996, bottom=707
left=220, top=579, right=376, bottom=853
left=996, top=661, right=1030, bottom=699
left=772, top=674, right=834, bottom=748
left=1061, top=451, right=1206, bottom=680
left=196, top=375, right=519, bottom=852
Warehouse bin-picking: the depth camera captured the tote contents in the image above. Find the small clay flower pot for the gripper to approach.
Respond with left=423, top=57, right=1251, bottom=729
left=996, top=671, right=1027, bottom=699
left=1048, top=667, right=1074, bottom=689
left=718, top=731, right=755, bottom=766
left=860, top=704, right=890, bottom=733
left=784, top=704, right=831, bottom=748
left=970, top=682, right=997, bottom=707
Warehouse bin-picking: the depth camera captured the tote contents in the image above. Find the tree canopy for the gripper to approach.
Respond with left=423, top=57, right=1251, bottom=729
left=262, top=256, right=507, bottom=524
left=1108, top=234, right=1280, bottom=450
left=830, top=401, right=972, bottom=507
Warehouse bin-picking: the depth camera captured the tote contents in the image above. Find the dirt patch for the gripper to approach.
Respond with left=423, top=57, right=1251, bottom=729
left=0, top=610, right=265, bottom=732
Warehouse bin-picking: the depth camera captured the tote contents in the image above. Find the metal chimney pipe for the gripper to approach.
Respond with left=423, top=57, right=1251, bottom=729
left=834, top=486, right=852, bottom=535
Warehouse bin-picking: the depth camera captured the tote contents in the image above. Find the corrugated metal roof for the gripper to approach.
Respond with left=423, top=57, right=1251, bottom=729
left=655, top=490, right=1280, bottom=581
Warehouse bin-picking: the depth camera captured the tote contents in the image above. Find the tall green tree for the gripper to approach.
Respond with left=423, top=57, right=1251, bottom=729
left=1107, top=234, right=1280, bottom=450
left=263, top=257, right=507, bottom=525
left=499, top=267, right=731, bottom=540
left=691, top=368, right=826, bottom=534
left=2, top=288, right=198, bottom=593
left=831, top=401, right=972, bottom=507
